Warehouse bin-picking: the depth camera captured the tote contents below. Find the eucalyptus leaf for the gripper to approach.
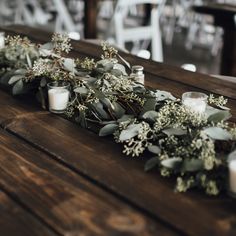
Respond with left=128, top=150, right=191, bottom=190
left=203, top=127, right=232, bottom=140
left=100, top=97, right=114, bottom=111
left=8, top=75, right=24, bottom=85
left=117, top=114, right=134, bottom=122
left=39, top=48, right=52, bottom=57
left=145, top=157, right=159, bottom=171
left=205, top=106, right=220, bottom=117
left=155, top=90, right=176, bottom=101
left=26, top=53, right=32, bottom=68
left=76, top=110, right=87, bottom=128
left=103, top=79, right=111, bottom=88
left=75, top=70, right=90, bottom=77
left=163, top=128, right=187, bottom=137
left=99, top=124, right=119, bottom=136
left=119, top=123, right=142, bottom=141
left=74, top=87, right=89, bottom=95
left=182, top=159, right=203, bottom=172
left=113, top=63, right=127, bottom=75
left=97, top=59, right=114, bottom=72
left=142, top=110, right=158, bottom=122
left=95, top=68, right=105, bottom=74
left=100, top=120, right=117, bottom=125
left=14, top=69, right=27, bottom=74
left=0, top=72, right=14, bottom=86
left=217, top=105, right=230, bottom=111
left=161, top=158, right=182, bottom=170
left=110, top=69, right=123, bottom=77
left=12, top=79, right=24, bottom=95
left=40, top=42, right=53, bottom=50
left=117, top=54, right=131, bottom=69
left=92, top=102, right=110, bottom=120
left=63, top=58, right=75, bottom=72
left=112, top=102, right=125, bottom=119
left=148, top=145, right=161, bottom=154
left=207, top=110, right=231, bottom=123
left=103, top=62, right=114, bottom=72
left=140, top=98, right=156, bottom=115
left=97, top=59, right=112, bottom=66
left=40, top=78, right=47, bottom=87
left=133, top=85, right=146, bottom=93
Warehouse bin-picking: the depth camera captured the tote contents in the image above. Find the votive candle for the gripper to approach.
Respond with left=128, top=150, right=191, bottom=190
left=182, top=92, right=208, bottom=114
left=0, top=32, right=5, bottom=49
left=229, top=160, right=236, bottom=195
left=47, top=82, right=70, bottom=113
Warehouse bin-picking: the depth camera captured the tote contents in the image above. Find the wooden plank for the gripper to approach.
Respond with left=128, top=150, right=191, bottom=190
left=4, top=113, right=236, bottom=236
left=0, top=90, right=44, bottom=124
left=0, top=190, right=57, bottom=236
left=2, top=25, right=236, bottom=100
left=0, top=129, right=178, bottom=236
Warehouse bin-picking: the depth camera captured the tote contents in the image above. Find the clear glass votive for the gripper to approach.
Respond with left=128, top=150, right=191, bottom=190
left=182, top=92, right=208, bottom=114
left=47, top=81, right=70, bottom=114
left=228, top=154, right=236, bottom=198
left=0, top=32, right=5, bottom=49
left=130, top=65, right=145, bottom=84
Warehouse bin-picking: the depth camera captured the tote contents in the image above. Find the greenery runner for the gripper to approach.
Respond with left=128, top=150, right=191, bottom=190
left=0, top=34, right=236, bottom=196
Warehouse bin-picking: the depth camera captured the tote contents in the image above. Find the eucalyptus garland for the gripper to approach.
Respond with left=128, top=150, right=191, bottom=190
left=0, top=34, right=236, bottom=196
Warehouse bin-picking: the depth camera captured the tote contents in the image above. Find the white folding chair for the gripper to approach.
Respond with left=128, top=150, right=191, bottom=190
left=52, top=0, right=83, bottom=37
left=14, top=0, right=51, bottom=25
left=112, top=0, right=166, bottom=62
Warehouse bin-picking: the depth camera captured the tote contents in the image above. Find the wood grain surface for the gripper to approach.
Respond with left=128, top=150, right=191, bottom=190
left=0, top=25, right=236, bottom=236
left=0, top=128, right=177, bottom=236
left=0, top=190, right=57, bottom=236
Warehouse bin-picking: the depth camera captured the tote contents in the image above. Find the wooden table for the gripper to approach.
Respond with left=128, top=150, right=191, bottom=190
left=193, top=3, right=236, bottom=77
left=1, top=25, right=236, bottom=236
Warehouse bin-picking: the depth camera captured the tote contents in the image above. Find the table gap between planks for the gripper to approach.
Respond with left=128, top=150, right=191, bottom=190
left=0, top=25, right=236, bottom=236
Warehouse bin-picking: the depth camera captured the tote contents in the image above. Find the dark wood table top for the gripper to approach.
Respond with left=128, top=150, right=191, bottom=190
left=1, top=25, right=236, bottom=236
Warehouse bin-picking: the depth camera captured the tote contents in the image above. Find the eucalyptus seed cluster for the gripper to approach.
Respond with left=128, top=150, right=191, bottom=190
left=4, top=35, right=39, bottom=68
left=52, top=33, right=72, bottom=54
left=122, top=122, right=152, bottom=157
left=154, top=101, right=207, bottom=132
left=101, top=42, right=118, bottom=59
left=75, top=57, right=96, bottom=71
left=208, top=94, right=228, bottom=107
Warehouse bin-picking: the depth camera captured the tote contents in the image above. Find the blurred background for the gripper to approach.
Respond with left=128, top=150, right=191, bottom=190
left=0, top=0, right=235, bottom=75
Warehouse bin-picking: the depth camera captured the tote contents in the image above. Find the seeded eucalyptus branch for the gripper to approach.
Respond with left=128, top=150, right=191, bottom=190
left=0, top=34, right=236, bottom=196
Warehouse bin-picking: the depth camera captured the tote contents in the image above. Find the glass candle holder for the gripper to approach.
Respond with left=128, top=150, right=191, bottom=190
left=0, top=32, right=5, bottom=49
left=228, top=159, right=236, bottom=198
left=182, top=92, right=208, bottom=114
left=47, top=82, right=70, bottom=114
left=130, top=65, right=145, bottom=84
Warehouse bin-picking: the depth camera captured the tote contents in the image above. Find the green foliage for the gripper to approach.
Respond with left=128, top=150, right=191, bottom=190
left=0, top=34, right=235, bottom=196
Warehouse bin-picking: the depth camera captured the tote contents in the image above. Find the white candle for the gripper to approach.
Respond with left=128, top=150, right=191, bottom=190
left=183, top=97, right=207, bottom=114
left=0, top=32, right=5, bottom=49
left=48, top=88, right=69, bottom=112
left=229, top=160, right=236, bottom=194
left=182, top=92, right=208, bottom=114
